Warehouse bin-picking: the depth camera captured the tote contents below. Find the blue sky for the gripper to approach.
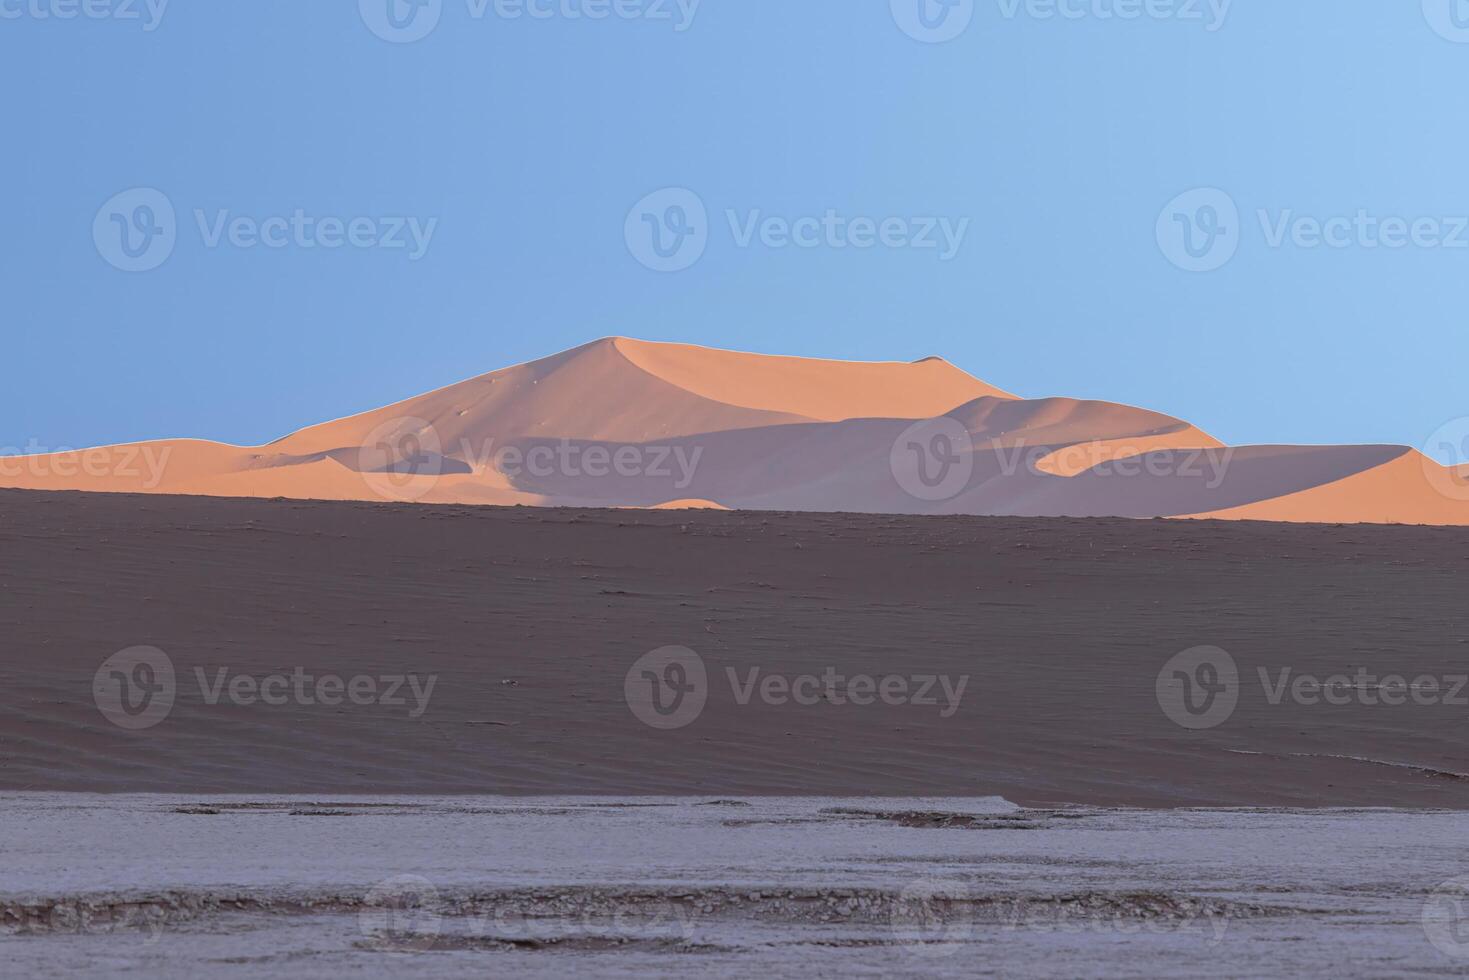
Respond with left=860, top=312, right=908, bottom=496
left=3, top=1, right=1466, bottom=460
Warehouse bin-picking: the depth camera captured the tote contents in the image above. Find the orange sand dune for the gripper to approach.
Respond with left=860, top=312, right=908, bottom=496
left=615, top=338, right=1014, bottom=419
left=1, top=337, right=1465, bottom=525
left=646, top=498, right=730, bottom=510
left=1191, top=450, right=1469, bottom=526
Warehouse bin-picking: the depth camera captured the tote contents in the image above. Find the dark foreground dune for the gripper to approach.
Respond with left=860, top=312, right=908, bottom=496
left=2, top=488, right=1467, bottom=807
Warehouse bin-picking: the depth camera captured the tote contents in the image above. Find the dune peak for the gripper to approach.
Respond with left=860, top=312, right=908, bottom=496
left=2, top=336, right=1463, bottom=526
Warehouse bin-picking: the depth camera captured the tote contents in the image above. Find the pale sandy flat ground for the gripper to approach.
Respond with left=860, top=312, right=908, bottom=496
left=3, top=488, right=1468, bottom=806
left=5, top=796, right=1469, bottom=978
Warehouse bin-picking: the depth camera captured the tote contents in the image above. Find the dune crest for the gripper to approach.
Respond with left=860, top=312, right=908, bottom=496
left=613, top=337, right=1013, bottom=420
left=2, top=337, right=1465, bottom=526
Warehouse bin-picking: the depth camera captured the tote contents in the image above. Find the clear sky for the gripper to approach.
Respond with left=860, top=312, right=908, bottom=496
left=3, top=1, right=1466, bottom=460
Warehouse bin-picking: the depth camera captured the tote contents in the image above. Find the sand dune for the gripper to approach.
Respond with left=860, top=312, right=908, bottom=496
left=614, top=338, right=1014, bottom=418
left=1192, top=450, right=1469, bottom=525
left=6, top=490, right=1469, bottom=806
left=2, top=337, right=1464, bottom=525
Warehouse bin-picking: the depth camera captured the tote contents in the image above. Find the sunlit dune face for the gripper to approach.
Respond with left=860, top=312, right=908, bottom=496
left=2, top=338, right=1466, bottom=526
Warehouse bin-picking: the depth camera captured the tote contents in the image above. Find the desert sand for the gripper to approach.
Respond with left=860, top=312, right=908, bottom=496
left=8, top=795, right=1468, bottom=978
left=2, top=337, right=1464, bottom=525
left=4, top=488, right=1468, bottom=807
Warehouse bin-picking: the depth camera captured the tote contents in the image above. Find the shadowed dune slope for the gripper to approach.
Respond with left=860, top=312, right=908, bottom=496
left=1, top=337, right=1464, bottom=525
left=5, top=490, right=1469, bottom=805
